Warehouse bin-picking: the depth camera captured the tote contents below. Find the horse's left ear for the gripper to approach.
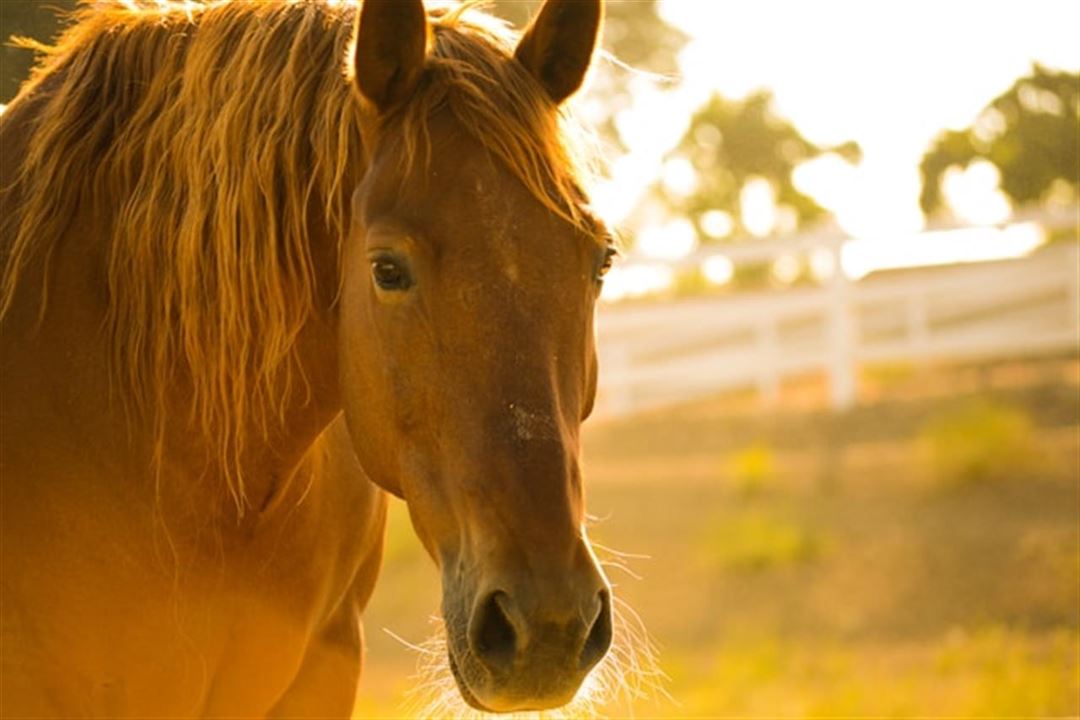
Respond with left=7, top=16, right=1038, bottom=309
left=353, top=0, right=429, bottom=112
left=514, top=0, right=603, bottom=105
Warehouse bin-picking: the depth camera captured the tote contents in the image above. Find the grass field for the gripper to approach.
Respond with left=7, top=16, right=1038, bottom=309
left=354, top=359, right=1080, bottom=718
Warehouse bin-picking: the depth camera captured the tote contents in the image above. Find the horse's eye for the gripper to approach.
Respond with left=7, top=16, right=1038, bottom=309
left=596, top=248, right=617, bottom=282
left=371, top=258, right=412, bottom=291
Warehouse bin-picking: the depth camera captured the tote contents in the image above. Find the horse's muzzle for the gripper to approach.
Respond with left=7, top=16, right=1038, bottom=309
left=444, top=555, right=613, bottom=712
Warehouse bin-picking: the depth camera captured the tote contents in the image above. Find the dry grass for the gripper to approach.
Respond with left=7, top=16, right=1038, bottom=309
left=356, top=360, right=1079, bottom=717
left=918, top=397, right=1044, bottom=485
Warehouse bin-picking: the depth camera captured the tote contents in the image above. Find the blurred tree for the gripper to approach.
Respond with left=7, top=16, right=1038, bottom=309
left=1, top=1, right=77, bottom=104
left=919, top=65, right=1079, bottom=216
left=656, top=90, right=861, bottom=241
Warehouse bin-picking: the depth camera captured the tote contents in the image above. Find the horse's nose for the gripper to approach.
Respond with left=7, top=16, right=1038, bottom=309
left=469, top=591, right=519, bottom=675
left=467, top=584, right=613, bottom=677
left=579, top=587, right=613, bottom=671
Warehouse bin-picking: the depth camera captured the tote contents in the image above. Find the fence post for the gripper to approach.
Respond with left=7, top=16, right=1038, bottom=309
left=756, top=318, right=781, bottom=407
left=603, top=345, right=632, bottom=418
left=1068, top=243, right=1080, bottom=340
left=907, top=290, right=930, bottom=359
left=827, top=240, right=857, bottom=411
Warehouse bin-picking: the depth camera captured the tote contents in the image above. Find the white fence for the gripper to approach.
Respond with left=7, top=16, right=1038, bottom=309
left=593, top=233, right=1080, bottom=419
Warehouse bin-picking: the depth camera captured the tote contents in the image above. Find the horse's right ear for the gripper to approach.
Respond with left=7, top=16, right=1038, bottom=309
left=353, top=0, right=429, bottom=113
left=515, top=0, right=603, bottom=105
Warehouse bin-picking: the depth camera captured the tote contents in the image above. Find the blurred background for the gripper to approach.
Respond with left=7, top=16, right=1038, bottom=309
left=3, top=1, right=1078, bottom=716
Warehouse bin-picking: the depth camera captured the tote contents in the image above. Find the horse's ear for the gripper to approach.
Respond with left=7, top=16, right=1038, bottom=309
left=353, top=0, right=429, bottom=112
left=514, top=0, right=603, bottom=105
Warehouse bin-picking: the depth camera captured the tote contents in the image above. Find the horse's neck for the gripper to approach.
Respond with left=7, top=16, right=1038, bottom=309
left=2, top=227, right=343, bottom=511
left=154, top=221, right=346, bottom=515
left=1, top=99, right=347, bottom=520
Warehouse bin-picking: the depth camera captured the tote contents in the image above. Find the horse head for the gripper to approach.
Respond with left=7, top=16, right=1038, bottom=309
left=339, top=0, right=612, bottom=711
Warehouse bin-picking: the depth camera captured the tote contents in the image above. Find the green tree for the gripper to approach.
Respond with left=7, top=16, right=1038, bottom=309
left=919, top=65, right=1079, bottom=216
left=658, top=90, right=860, bottom=240
left=1, top=1, right=77, bottom=104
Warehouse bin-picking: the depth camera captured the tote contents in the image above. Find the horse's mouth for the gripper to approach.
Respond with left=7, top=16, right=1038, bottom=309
left=448, top=648, right=498, bottom=713
left=449, top=647, right=567, bottom=714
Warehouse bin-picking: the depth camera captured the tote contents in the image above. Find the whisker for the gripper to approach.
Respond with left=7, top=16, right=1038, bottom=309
left=600, top=560, right=644, bottom=580
left=584, top=510, right=613, bottom=526
left=381, top=627, right=441, bottom=656
left=591, top=541, right=652, bottom=561
left=596, top=48, right=681, bottom=87
left=600, top=561, right=639, bottom=578
left=399, top=539, right=669, bottom=718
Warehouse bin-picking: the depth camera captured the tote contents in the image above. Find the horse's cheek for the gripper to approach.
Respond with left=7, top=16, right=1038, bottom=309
left=337, top=299, right=400, bottom=495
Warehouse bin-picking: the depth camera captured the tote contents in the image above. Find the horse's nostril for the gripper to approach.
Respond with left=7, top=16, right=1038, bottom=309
left=580, top=588, right=612, bottom=671
left=470, top=591, right=518, bottom=674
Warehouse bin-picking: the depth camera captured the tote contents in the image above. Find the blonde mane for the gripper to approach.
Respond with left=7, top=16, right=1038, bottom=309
left=0, top=0, right=594, bottom=512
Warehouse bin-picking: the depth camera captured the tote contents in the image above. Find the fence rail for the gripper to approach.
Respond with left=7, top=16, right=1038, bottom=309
left=594, top=238, right=1080, bottom=419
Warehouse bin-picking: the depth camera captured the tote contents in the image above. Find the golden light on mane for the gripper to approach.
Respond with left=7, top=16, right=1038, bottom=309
left=0, top=0, right=595, bottom=513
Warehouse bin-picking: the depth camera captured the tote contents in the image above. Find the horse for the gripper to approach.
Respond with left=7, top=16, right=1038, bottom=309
left=0, top=0, right=623, bottom=714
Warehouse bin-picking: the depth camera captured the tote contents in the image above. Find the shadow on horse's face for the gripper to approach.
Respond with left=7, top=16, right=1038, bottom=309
left=339, top=2, right=610, bottom=710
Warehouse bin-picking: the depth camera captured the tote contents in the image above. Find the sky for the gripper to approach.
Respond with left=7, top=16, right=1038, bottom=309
left=591, top=0, right=1080, bottom=245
